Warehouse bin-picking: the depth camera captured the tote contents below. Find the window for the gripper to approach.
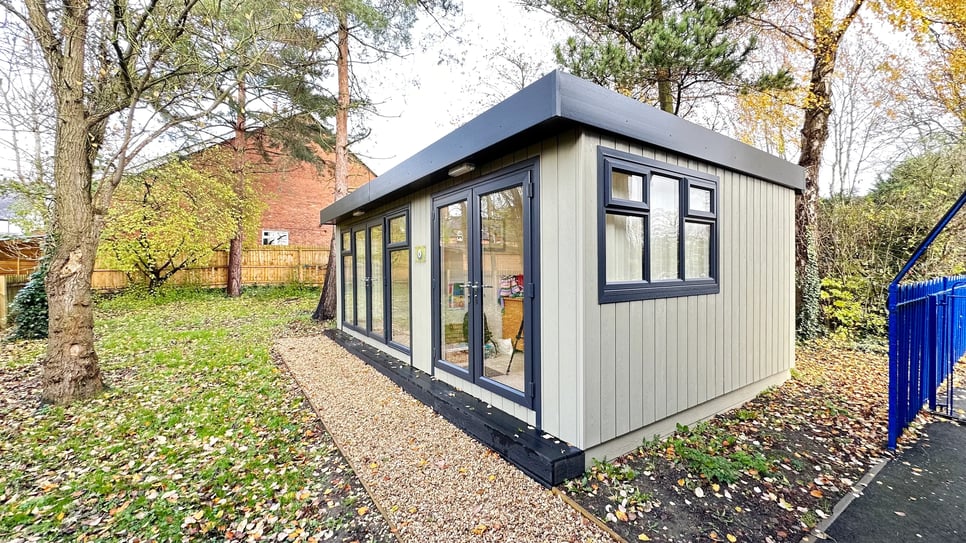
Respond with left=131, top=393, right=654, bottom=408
left=598, top=147, right=718, bottom=303
left=340, top=208, right=411, bottom=352
left=262, top=229, right=289, bottom=245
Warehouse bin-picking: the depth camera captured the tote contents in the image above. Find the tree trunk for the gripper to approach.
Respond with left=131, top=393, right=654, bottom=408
left=795, top=0, right=855, bottom=339
left=314, top=235, right=338, bottom=320
left=652, top=0, right=674, bottom=114
left=314, top=13, right=351, bottom=321
left=42, top=42, right=104, bottom=403
left=227, top=78, right=247, bottom=297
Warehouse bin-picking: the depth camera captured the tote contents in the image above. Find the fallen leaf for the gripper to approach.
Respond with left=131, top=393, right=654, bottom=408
left=638, top=535, right=652, bottom=541
left=727, top=534, right=737, bottom=542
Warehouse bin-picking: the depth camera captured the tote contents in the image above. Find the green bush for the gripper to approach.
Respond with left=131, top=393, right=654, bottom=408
left=819, top=277, right=885, bottom=339
left=9, top=255, right=49, bottom=340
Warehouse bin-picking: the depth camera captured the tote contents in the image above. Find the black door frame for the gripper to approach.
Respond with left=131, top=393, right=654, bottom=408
left=347, top=218, right=385, bottom=341
left=431, top=159, right=539, bottom=411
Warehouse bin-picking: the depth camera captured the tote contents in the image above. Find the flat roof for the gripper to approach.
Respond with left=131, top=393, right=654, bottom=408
left=321, top=70, right=804, bottom=224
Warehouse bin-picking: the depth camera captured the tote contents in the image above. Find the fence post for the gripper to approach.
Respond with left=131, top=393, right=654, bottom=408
left=888, top=283, right=900, bottom=449
left=297, top=247, right=303, bottom=284
left=0, top=275, right=7, bottom=328
left=929, top=294, right=939, bottom=410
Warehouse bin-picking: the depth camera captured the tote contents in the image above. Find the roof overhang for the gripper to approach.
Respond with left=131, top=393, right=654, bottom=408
left=321, top=70, right=805, bottom=225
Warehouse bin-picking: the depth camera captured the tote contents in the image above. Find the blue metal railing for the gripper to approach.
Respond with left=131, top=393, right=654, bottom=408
left=888, top=276, right=966, bottom=448
left=887, top=188, right=966, bottom=449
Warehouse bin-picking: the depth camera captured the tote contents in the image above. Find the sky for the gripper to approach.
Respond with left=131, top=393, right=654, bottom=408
left=349, top=1, right=565, bottom=176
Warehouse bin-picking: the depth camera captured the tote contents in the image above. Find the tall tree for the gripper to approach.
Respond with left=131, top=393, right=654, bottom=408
left=312, top=0, right=460, bottom=321
left=747, top=0, right=864, bottom=338
left=315, top=12, right=350, bottom=320
left=525, top=0, right=779, bottom=116
left=0, top=0, right=285, bottom=403
left=887, top=0, right=966, bottom=138
left=184, top=0, right=338, bottom=298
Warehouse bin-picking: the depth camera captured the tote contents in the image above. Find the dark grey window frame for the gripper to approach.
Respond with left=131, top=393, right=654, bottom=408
left=430, top=159, right=539, bottom=411
left=340, top=206, right=412, bottom=355
left=598, top=146, right=719, bottom=304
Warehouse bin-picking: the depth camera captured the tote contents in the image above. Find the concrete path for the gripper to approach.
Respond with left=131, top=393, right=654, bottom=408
left=820, top=420, right=966, bottom=542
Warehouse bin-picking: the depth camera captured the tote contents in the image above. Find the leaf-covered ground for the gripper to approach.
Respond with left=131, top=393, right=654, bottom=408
left=565, top=340, right=920, bottom=543
left=0, top=286, right=393, bottom=542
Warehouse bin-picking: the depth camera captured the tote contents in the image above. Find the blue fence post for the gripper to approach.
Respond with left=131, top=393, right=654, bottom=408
left=929, top=293, right=938, bottom=410
left=888, top=282, right=899, bottom=449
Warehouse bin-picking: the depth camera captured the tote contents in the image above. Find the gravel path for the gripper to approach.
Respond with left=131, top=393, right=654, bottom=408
left=275, top=335, right=611, bottom=543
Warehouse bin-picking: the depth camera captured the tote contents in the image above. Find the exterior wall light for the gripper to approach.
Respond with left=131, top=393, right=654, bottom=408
left=447, top=163, right=476, bottom=177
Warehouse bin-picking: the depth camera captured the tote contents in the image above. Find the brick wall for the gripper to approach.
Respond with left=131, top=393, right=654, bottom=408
left=246, top=141, right=374, bottom=248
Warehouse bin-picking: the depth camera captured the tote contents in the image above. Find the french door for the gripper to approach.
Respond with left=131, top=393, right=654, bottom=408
left=433, top=164, right=536, bottom=407
left=348, top=220, right=385, bottom=339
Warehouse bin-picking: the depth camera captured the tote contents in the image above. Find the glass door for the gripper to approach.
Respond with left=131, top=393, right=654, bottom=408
left=434, top=167, right=534, bottom=407
left=437, top=196, right=471, bottom=373
left=349, top=221, right=386, bottom=340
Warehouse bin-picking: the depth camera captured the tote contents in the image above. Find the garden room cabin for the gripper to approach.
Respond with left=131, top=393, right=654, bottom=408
left=319, top=71, right=803, bottom=486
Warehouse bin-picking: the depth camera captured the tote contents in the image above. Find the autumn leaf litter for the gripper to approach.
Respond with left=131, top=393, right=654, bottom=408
left=0, top=288, right=392, bottom=542
left=563, top=340, right=937, bottom=542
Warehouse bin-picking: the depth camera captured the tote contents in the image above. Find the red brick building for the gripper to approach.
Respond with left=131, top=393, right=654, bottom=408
left=215, top=129, right=375, bottom=248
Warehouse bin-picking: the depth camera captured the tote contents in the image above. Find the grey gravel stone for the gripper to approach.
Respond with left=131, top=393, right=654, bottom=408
left=276, top=335, right=611, bottom=543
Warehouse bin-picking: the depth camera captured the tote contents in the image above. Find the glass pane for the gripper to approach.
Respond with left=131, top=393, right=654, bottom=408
left=354, top=230, right=367, bottom=330
left=389, top=215, right=407, bottom=244
left=685, top=222, right=712, bottom=279
left=650, top=175, right=680, bottom=280
left=605, top=214, right=644, bottom=282
left=439, top=200, right=469, bottom=370
left=342, top=255, right=354, bottom=325
left=390, top=249, right=410, bottom=348
left=369, top=225, right=384, bottom=337
left=611, top=171, right=644, bottom=202
left=480, top=186, right=525, bottom=392
left=341, top=231, right=351, bottom=253
left=690, top=186, right=712, bottom=213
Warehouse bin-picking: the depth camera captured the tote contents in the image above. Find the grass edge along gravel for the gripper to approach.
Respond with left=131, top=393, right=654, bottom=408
left=0, top=285, right=394, bottom=542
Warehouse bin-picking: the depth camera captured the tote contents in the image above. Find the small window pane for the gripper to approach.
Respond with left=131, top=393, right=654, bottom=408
left=611, top=171, right=645, bottom=202
left=685, top=222, right=712, bottom=279
left=389, top=215, right=407, bottom=244
left=342, top=255, right=354, bottom=324
left=342, top=231, right=351, bottom=253
left=390, top=249, right=410, bottom=348
left=650, top=175, right=679, bottom=280
left=605, top=213, right=644, bottom=282
left=690, top=186, right=712, bottom=213
left=355, top=230, right=367, bottom=329
left=370, top=226, right=384, bottom=336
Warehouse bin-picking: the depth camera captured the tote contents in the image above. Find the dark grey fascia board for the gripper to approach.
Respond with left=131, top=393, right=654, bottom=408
left=320, top=72, right=562, bottom=224
left=321, top=70, right=804, bottom=225
left=555, top=71, right=804, bottom=192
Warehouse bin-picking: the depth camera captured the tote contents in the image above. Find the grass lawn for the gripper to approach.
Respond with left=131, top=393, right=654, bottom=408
left=0, top=286, right=392, bottom=542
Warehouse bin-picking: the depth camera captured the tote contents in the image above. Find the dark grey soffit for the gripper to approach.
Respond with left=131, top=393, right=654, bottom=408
left=320, top=70, right=805, bottom=224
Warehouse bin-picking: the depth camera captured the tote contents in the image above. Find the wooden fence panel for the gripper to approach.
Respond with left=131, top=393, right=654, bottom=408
left=0, top=274, right=31, bottom=328
left=89, top=246, right=329, bottom=290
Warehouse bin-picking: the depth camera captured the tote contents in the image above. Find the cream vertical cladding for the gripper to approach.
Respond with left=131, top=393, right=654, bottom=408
left=409, top=192, right=433, bottom=374
left=539, top=134, right=561, bottom=438
left=542, top=129, right=583, bottom=447
left=580, top=130, right=606, bottom=449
